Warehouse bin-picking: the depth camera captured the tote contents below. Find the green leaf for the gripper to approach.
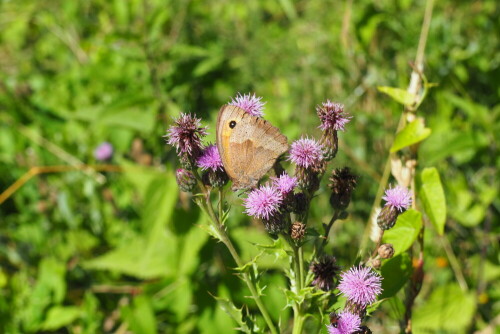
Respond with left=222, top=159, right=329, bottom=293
left=380, top=253, right=412, bottom=299
left=382, top=209, right=422, bottom=256
left=41, top=306, right=81, bottom=331
left=391, top=118, right=431, bottom=152
left=122, top=295, right=157, bottom=334
left=213, top=296, right=252, bottom=334
left=419, top=168, right=446, bottom=235
left=378, top=86, right=416, bottom=106
left=413, top=284, right=476, bottom=333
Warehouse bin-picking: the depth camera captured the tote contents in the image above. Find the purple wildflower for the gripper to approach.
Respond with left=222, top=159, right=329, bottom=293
left=229, top=92, right=265, bottom=117
left=288, top=137, right=324, bottom=169
left=317, top=100, right=351, bottom=132
left=197, top=144, right=223, bottom=171
left=94, top=142, right=113, bottom=161
left=243, top=185, right=282, bottom=220
left=165, top=113, right=208, bottom=156
left=338, top=266, right=383, bottom=306
left=272, top=173, right=297, bottom=195
left=382, top=185, right=412, bottom=212
left=327, top=311, right=361, bottom=334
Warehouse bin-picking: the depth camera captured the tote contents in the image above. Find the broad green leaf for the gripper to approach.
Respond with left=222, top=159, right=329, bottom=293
left=380, top=253, right=412, bottom=299
left=41, top=306, right=80, bottom=331
left=378, top=86, right=416, bottom=106
left=213, top=296, right=252, bottom=334
left=122, top=295, right=157, bottom=334
left=391, top=118, right=431, bottom=152
left=419, top=168, right=446, bottom=235
left=382, top=209, right=422, bottom=256
left=413, top=284, right=476, bottom=333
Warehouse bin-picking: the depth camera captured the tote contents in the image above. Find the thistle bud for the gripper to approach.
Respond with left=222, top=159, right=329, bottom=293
left=377, top=205, right=399, bottom=230
left=176, top=169, right=196, bottom=192
left=371, top=258, right=381, bottom=270
left=329, top=167, right=358, bottom=210
left=293, top=192, right=308, bottom=215
left=378, top=243, right=395, bottom=259
left=310, top=255, right=341, bottom=291
left=262, top=213, right=288, bottom=235
left=290, top=222, right=306, bottom=240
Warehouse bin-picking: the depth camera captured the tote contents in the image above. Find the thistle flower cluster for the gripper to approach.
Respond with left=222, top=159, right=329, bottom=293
left=377, top=185, right=412, bottom=230
left=165, top=93, right=390, bottom=333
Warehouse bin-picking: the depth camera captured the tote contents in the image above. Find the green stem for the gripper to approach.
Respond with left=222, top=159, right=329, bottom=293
left=318, top=210, right=340, bottom=256
left=195, top=176, right=277, bottom=334
left=292, top=309, right=305, bottom=334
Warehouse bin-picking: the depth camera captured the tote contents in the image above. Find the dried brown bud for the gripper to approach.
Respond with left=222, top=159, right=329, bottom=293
left=371, top=258, right=381, bottom=270
left=290, top=222, right=306, bottom=240
left=378, top=243, right=395, bottom=259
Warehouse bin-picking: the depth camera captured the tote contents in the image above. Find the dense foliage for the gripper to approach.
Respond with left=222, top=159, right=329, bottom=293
left=0, top=0, right=499, bottom=333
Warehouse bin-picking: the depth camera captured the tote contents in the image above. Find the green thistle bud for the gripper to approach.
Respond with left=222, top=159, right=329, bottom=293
left=176, top=169, right=196, bottom=192
left=377, top=205, right=399, bottom=230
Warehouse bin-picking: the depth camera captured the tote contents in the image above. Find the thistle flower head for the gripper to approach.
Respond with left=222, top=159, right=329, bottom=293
left=94, top=142, right=113, bottom=161
left=382, top=185, right=412, bottom=212
left=229, top=92, right=265, bottom=117
left=317, top=100, right=351, bottom=132
left=288, top=137, right=324, bottom=169
left=327, top=311, right=361, bottom=334
left=243, top=185, right=282, bottom=220
left=272, top=173, right=297, bottom=195
left=310, top=255, right=341, bottom=291
left=197, top=144, right=223, bottom=171
left=338, top=266, right=383, bottom=306
left=165, top=113, right=208, bottom=156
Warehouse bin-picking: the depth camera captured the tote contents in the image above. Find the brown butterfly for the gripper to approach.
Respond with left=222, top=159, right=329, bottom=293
left=216, top=105, right=288, bottom=190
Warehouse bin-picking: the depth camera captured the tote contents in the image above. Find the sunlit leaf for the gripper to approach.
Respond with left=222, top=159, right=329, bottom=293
left=382, top=209, right=422, bottom=256
left=419, top=168, right=446, bottom=235
left=378, top=86, right=416, bottom=106
left=391, top=118, right=431, bottom=152
left=40, top=306, right=80, bottom=331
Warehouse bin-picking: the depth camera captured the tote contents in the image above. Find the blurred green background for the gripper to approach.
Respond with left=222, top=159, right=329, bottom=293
left=0, top=0, right=499, bottom=333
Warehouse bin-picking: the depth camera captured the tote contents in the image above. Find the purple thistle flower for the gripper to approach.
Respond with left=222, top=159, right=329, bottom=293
left=94, top=142, right=113, bottom=161
left=272, top=173, right=297, bottom=195
left=288, top=136, right=324, bottom=169
left=243, top=185, right=282, bottom=220
left=197, top=144, right=223, bottom=171
left=317, top=100, right=351, bottom=132
left=229, top=92, right=265, bottom=117
left=338, top=266, right=383, bottom=306
left=327, top=311, right=361, bottom=334
left=382, top=185, right=412, bottom=212
left=165, top=113, right=208, bottom=156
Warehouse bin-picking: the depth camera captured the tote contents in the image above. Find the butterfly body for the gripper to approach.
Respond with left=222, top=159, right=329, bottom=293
left=216, top=105, right=288, bottom=190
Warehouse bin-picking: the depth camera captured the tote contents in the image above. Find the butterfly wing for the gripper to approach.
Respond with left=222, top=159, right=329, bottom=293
left=216, top=105, right=288, bottom=190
